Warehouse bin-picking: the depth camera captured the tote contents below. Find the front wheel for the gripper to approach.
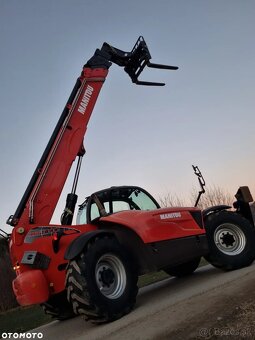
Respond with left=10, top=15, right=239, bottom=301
left=204, top=211, right=255, bottom=270
left=66, top=236, right=138, bottom=323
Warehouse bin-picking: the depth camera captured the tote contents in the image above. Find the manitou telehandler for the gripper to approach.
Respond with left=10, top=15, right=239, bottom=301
left=2, top=37, right=255, bottom=323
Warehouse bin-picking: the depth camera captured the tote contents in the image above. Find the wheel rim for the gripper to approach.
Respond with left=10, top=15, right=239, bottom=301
left=95, top=254, right=127, bottom=299
left=214, top=223, right=246, bottom=255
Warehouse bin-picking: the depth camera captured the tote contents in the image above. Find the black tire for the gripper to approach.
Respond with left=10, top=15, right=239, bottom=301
left=164, top=257, right=201, bottom=277
left=204, top=211, right=255, bottom=270
left=65, top=236, right=138, bottom=323
left=41, top=291, right=76, bottom=320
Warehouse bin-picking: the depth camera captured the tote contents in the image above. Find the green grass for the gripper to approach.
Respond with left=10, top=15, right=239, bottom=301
left=138, top=271, right=169, bottom=287
left=0, top=258, right=208, bottom=334
left=138, top=258, right=208, bottom=288
left=0, top=305, right=51, bottom=334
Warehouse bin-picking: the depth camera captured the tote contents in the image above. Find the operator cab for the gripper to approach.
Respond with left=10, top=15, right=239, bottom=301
left=76, top=186, right=160, bottom=225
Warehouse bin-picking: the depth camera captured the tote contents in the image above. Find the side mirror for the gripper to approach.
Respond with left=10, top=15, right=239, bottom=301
left=192, top=165, right=206, bottom=207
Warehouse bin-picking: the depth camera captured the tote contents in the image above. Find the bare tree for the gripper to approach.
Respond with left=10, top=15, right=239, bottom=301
left=159, top=193, right=187, bottom=208
left=190, top=185, right=233, bottom=210
left=159, top=185, right=233, bottom=210
left=0, top=237, right=18, bottom=312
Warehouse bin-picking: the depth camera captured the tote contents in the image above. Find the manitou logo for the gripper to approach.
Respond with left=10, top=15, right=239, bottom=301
left=160, top=212, right=182, bottom=220
left=78, top=85, right=94, bottom=114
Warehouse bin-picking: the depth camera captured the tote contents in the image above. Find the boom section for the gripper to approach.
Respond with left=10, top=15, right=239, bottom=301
left=12, top=67, right=108, bottom=228
left=7, top=36, right=178, bottom=230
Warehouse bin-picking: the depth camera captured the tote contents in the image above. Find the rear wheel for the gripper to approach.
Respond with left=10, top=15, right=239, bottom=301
left=41, top=291, right=75, bottom=320
left=164, top=257, right=201, bottom=277
left=66, top=236, right=138, bottom=323
left=204, top=211, right=255, bottom=270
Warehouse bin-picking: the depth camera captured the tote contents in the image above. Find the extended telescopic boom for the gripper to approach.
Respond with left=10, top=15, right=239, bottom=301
left=7, top=36, right=178, bottom=228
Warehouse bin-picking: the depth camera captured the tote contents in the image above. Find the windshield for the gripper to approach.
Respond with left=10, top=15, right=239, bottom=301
left=76, top=186, right=159, bottom=224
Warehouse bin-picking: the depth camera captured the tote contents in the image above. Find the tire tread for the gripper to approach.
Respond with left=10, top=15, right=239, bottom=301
left=66, top=236, right=138, bottom=323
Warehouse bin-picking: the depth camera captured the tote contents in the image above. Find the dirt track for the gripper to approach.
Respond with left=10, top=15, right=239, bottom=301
left=32, top=263, right=255, bottom=339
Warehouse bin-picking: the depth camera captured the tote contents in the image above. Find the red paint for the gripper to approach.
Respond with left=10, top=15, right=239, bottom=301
left=12, top=270, right=49, bottom=305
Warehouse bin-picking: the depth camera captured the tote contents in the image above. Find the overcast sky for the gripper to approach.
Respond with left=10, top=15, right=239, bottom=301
left=1, top=0, right=255, bottom=232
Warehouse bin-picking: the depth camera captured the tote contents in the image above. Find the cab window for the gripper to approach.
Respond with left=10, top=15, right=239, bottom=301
left=129, top=189, right=158, bottom=210
left=76, top=187, right=159, bottom=224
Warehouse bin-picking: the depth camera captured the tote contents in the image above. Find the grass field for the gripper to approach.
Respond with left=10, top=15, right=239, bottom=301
left=0, top=305, right=51, bottom=335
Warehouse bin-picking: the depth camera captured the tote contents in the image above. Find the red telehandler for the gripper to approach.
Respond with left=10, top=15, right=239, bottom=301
left=2, top=37, right=255, bottom=323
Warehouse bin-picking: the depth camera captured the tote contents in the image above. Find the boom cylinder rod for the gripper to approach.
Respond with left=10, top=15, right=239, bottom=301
left=71, top=155, right=83, bottom=195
